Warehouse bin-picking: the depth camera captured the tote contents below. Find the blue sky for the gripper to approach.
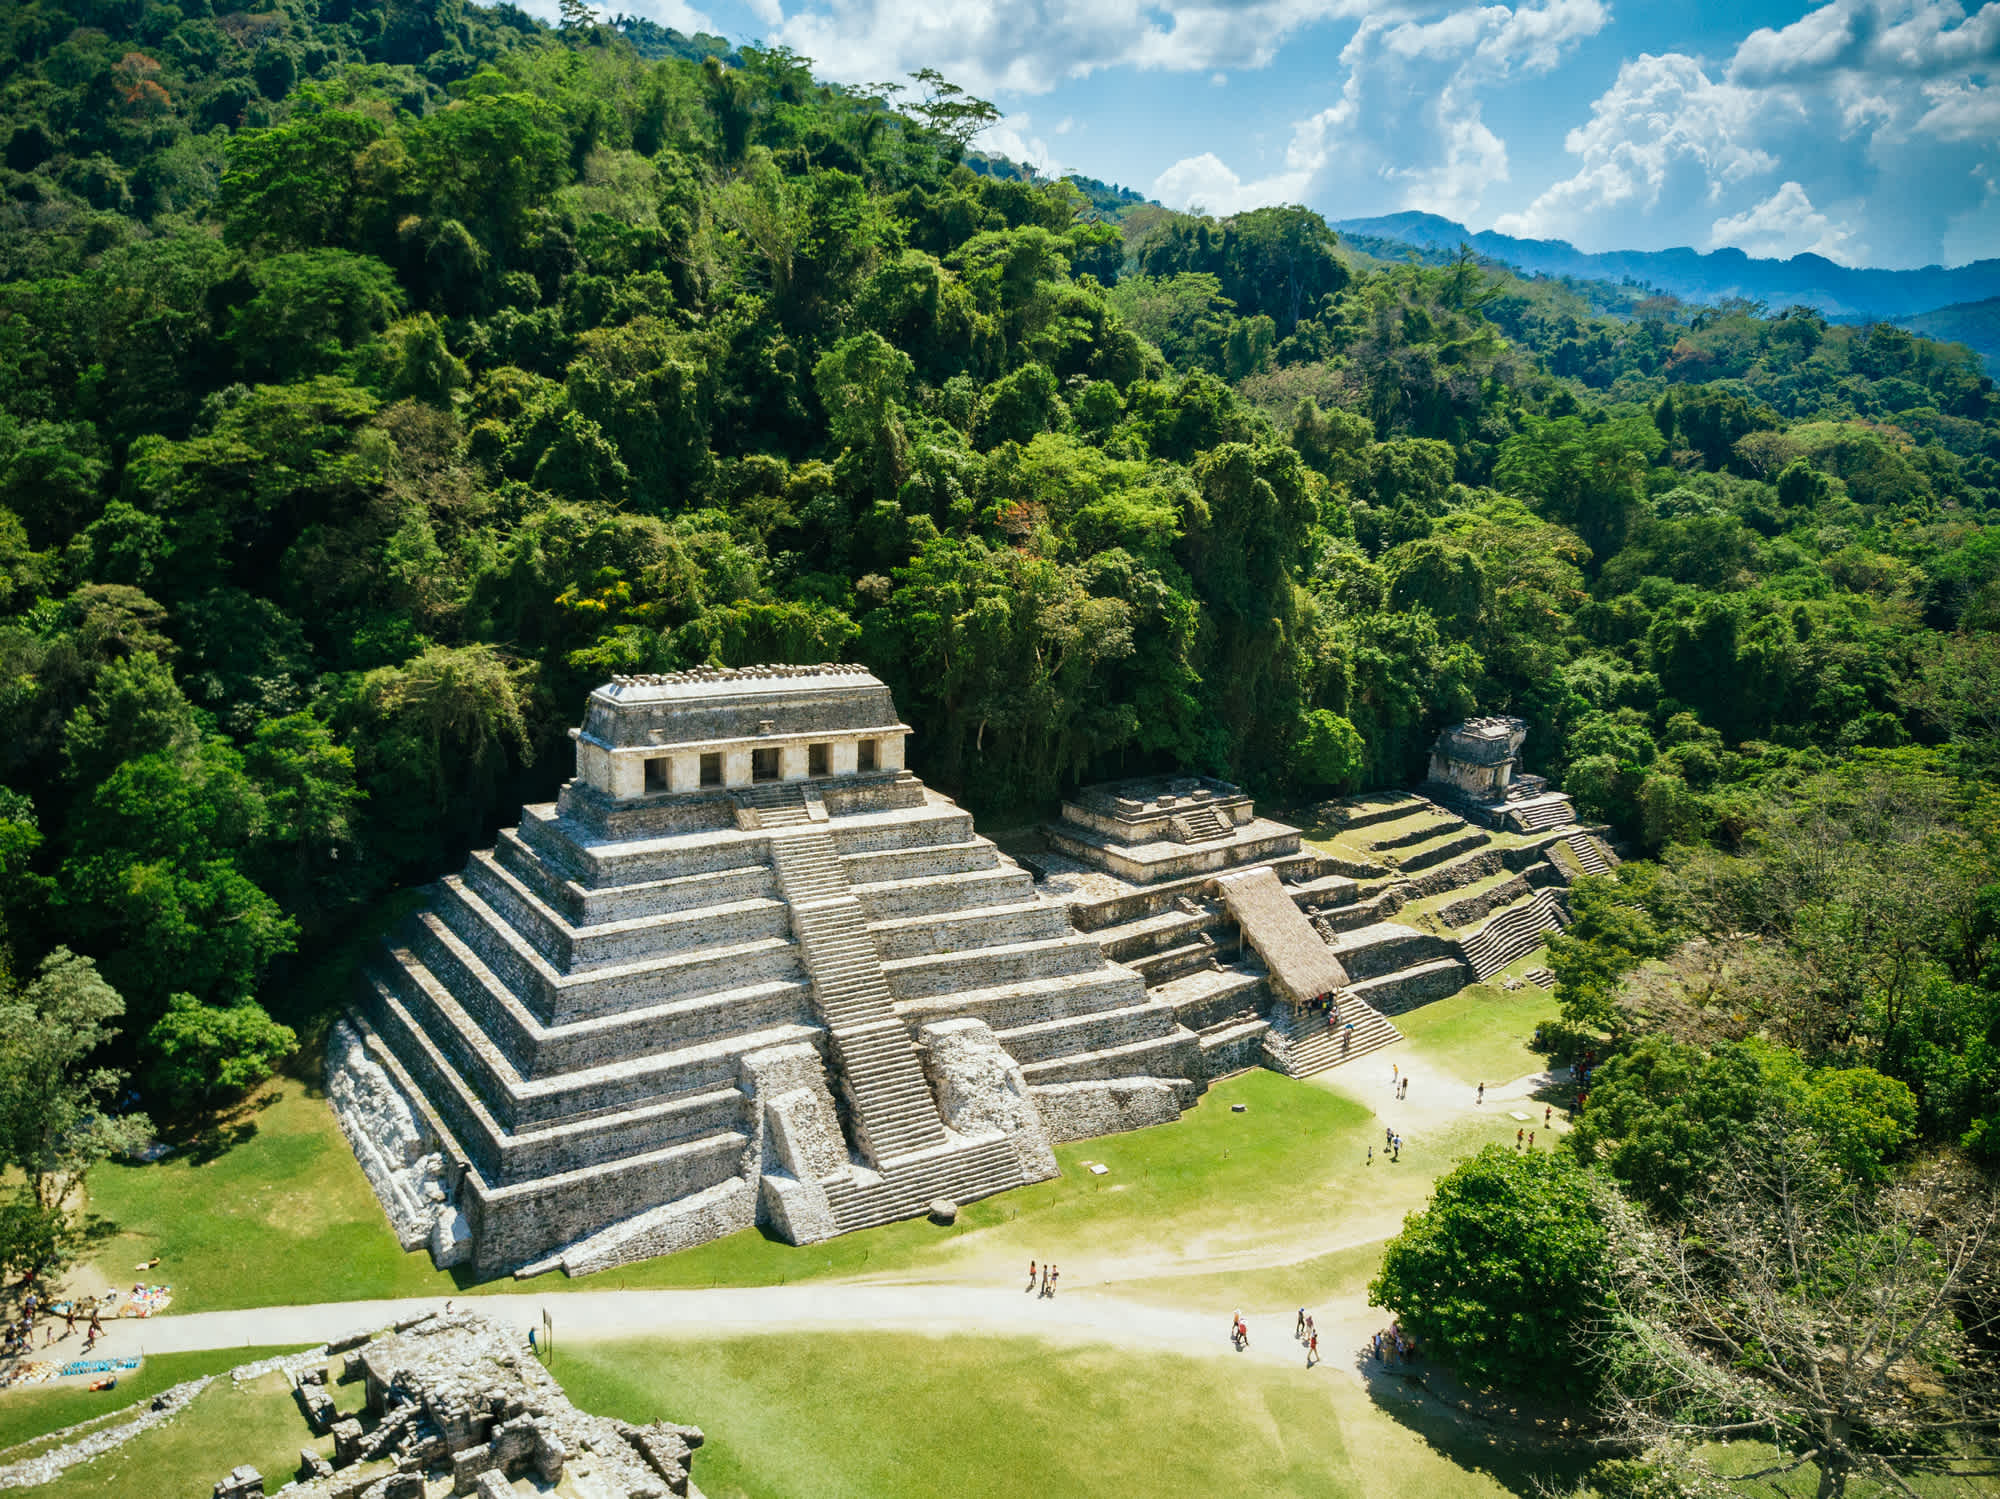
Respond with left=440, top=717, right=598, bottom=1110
left=526, top=0, right=2000, bottom=269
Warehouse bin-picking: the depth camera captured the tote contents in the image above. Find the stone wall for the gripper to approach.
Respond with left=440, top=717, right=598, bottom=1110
left=917, top=1019, right=1059, bottom=1181
left=1030, top=1078, right=1183, bottom=1142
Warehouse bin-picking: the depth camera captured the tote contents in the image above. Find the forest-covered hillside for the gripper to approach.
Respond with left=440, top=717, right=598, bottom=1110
left=0, top=0, right=1995, bottom=1156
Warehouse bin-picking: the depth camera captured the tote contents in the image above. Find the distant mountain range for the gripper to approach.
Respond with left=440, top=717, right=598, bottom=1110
left=1333, top=212, right=2000, bottom=333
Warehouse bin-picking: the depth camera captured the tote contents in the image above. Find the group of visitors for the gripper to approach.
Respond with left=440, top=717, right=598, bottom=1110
left=1293, top=1308, right=1320, bottom=1367
left=1371, top=1324, right=1419, bottom=1363
left=3, top=1291, right=103, bottom=1357
left=1026, top=1260, right=1059, bottom=1298
left=1230, top=1310, right=1250, bottom=1350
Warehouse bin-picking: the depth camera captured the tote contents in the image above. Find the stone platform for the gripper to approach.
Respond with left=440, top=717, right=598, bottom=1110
left=342, top=668, right=1207, bottom=1278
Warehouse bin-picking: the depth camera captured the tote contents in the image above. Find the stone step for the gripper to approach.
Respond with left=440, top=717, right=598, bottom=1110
left=417, top=895, right=807, bottom=1032
left=362, top=970, right=755, bottom=1186
left=1268, top=1005, right=1403, bottom=1075
left=1459, top=889, right=1568, bottom=981
left=1565, top=834, right=1612, bottom=877
left=1147, top=965, right=1268, bottom=1033
left=1509, top=797, right=1574, bottom=832
left=881, top=934, right=1108, bottom=1000
left=405, top=910, right=812, bottom=1076
left=869, top=901, right=1075, bottom=962
left=849, top=866, right=1037, bottom=921
left=822, top=1134, right=1024, bottom=1234
left=1086, top=905, right=1216, bottom=963
left=770, top=828, right=950, bottom=1165
left=465, top=848, right=792, bottom=973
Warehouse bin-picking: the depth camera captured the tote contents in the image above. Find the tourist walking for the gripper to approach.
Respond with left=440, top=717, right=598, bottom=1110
left=1307, top=1331, right=1319, bottom=1367
left=1027, top=1260, right=1036, bottom=1293
left=1516, top=1127, right=1525, bottom=1148
left=1528, top=1131, right=1535, bottom=1149
left=1049, top=1265, right=1059, bottom=1296
left=1296, top=1307, right=1307, bottom=1339
left=1545, top=1105, right=1552, bottom=1127
left=1366, top=1145, right=1373, bottom=1166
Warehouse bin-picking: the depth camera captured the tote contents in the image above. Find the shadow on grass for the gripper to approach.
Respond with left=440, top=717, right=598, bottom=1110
left=1350, top=1349, right=1605, bottom=1497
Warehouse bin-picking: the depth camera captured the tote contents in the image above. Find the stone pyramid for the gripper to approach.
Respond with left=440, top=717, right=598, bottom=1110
left=340, top=666, right=1205, bottom=1278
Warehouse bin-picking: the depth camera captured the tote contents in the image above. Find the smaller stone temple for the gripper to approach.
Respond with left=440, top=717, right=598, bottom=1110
left=1424, top=716, right=1574, bottom=832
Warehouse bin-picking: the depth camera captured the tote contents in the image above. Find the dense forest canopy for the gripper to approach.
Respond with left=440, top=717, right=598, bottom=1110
left=0, top=0, right=1996, bottom=1160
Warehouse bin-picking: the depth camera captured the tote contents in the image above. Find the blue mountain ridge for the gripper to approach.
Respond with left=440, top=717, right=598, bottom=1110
left=1332, top=211, right=2000, bottom=323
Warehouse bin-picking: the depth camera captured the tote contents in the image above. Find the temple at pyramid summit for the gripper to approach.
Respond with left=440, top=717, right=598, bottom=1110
left=332, top=666, right=1614, bottom=1278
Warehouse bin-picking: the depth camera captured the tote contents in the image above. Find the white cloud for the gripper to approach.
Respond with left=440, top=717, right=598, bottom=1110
left=1161, top=0, right=1600, bottom=225
left=1494, top=0, right=2000, bottom=263
left=983, top=112, right=1066, bottom=177
left=769, top=0, right=1392, bottom=97
left=1495, top=53, right=1778, bottom=240
left=1153, top=152, right=1311, bottom=215
left=1709, top=181, right=1858, bottom=261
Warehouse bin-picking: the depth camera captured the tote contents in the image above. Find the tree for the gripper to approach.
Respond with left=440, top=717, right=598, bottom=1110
left=1596, top=1125, right=2000, bottom=1498
left=1369, top=1145, right=1610, bottom=1393
left=0, top=949, right=150, bottom=1221
left=145, top=993, right=297, bottom=1118
left=905, top=68, right=1000, bottom=154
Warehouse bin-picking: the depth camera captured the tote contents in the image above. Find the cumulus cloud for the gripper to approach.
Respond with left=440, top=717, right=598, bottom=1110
left=1154, top=152, right=1312, bottom=215
left=1154, top=0, right=1601, bottom=222
left=1709, top=181, right=1858, bottom=261
left=1497, top=0, right=2000, bottom=264
left=769, top=0, right=1389, bottom=97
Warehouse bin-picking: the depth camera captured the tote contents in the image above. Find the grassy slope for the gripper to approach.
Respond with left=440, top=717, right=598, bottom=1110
left=560, top=1332, right=1586, bottom=1499
left=0, top=1346, right=302, bottom=1457
left=80, top=1070, right=1433, bottom=1305
left=80, top=1083, right=459, bottom=1311
left=1393, top=980, right=1560, bottom=1091
left=32, top=1369, right=334, bottom=1499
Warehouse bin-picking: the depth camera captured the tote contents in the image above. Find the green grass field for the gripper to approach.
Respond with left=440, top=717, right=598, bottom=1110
left=1392, top=980, right=1560, bottom=1090
left=0, top=1346, right=304, bottom=1458
left=560, top=1331, right=1593, bottom=1499
left=80, top=1083, right=460, bottom=1311
left=28, top=1367, right=333, bottom=1498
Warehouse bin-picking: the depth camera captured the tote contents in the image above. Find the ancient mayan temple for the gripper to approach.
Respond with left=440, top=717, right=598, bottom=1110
left=337, top=666, right=1211, bottom=1279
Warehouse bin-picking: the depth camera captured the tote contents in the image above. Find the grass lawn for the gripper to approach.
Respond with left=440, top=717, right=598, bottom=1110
left=33, top=1368, right=334, bottom=1498
left=79, top=1081, right=459, bottom=1312
left=78, top=1029, right=1536, bottom=1307
left=0, top=1346, right=303, bottom=1457
left=561, top=1331, right=1589, bottom=1499
left=580, top=1069, right=1400, bottom=1292
left=1393, top=981, right=1560, bottom=1091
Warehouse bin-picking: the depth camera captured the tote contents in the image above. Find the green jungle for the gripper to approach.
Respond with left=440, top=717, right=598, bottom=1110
left=0, top=5, right=1997, bottom=1490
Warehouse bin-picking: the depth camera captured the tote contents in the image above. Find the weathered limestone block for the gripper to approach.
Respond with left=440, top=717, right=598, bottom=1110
left=739, top=1044, right=845, bottom=1181
left=917, top=1018, right=1059, bottom=1180
left=325, top=1019, right=452, bottom=1252
left=331, top=1418, right=365, bottom=1466
left=214, top=1465, right=264, bottom=1499
left=1030, top=1077, right=1182, bottom=1143
left=361, top=1476, right=421, bottom=1499
left=301, top=1448, right=334, bottom=1481
left=474, top=1474, right=515, bottom=1499
left=297, top=1381, right=338, bottom=1432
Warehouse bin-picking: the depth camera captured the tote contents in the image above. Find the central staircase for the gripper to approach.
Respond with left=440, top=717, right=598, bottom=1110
left=766, top=828, right=948, bottom=1163
left=1264, top=999, right=1401, bottom=1075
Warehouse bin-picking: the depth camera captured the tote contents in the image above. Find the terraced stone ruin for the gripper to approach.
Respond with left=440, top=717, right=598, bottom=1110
left=334, top=675, right=1618, bottom=1275
left=338, top=666, right=1214, bottom=1278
